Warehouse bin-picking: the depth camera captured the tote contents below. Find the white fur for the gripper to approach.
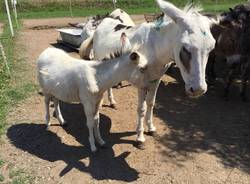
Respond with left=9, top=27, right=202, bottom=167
left=80, top=8, right=135, bottom=47
left=80, top=0, right=216, bottom=143
left=37, top=47, right=147, bottom=152
left=110, top=8, right=135, bottom=26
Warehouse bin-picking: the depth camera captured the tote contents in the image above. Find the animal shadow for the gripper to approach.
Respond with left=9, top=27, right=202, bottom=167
left=156, top=69, right=250, bottom=173
left=7, top=102, right=139, bottom=182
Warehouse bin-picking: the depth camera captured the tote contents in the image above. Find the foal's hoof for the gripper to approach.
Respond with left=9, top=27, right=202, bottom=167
left=135, top=141, right=146, bottom=150
left=147, top=131, right=157, bottom=137
left=91, top=148, right=98, bottom=154
left=110, top=104, right=117, bottom=109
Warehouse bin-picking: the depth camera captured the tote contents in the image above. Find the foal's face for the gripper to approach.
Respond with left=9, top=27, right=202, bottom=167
left=128, top=52, right=148, bottom=88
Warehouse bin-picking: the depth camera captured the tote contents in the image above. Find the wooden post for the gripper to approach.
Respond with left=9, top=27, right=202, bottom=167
left=4, top=0, right=14, bottom=37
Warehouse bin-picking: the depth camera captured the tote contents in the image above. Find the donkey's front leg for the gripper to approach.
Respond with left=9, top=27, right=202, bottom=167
left=145, top=79, right=161, bottom=135
left=83, top=102, right=97, bottom=152
left=136, top=88, right=147, bottom=145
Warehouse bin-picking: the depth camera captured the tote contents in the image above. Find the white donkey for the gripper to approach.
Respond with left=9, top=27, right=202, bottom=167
left=79, top=8, right=135, bottom=60
left=37, top=36, right=147, bottom=152
left=80, top=0, right=216, bottom=146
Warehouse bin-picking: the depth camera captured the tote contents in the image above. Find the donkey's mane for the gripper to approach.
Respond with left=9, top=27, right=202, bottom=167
left=89, top=13, right=124, bottom=28
left=162, top=3, right=203, bottom=22
left=183, top=3, right=203, bottom=15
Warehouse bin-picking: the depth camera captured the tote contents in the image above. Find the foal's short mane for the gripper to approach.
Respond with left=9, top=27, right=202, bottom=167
left=101, top=49, right=128, bottom=61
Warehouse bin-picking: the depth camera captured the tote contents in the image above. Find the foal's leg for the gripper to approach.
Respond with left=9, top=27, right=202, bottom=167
left=44, top=94, right=51, bottom=127
left=107, top=88, right=117, bottom=108
left=82, top=101, right=97, bottom=152
left=93, top=98, right=105, bottom=146
left=145, top=80, right=161, bottom=134
left=136, top=88, right=147, bottom=143
left=52, top=98, right=66, bottom=125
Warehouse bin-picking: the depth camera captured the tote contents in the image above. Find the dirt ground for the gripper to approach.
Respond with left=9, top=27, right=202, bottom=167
left=1, top=16, right=250, bottom=184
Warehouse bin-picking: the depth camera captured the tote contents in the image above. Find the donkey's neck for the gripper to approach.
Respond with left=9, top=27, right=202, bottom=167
left=93, top=56, right=132, bottom=91
left=153, top=21, right=179, bottom=65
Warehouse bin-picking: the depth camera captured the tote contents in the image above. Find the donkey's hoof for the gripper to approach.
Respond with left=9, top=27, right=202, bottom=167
left=61, top=122, right=68, bottom=127
left=100, top=143, right=108, bottom=149
left=110, top=104, right=117, bottom=109
left=135, top=141, right=146, bottom=150
left=52, top=110, right=56, bottom=118
left=148, top=131, right=157, bottom=137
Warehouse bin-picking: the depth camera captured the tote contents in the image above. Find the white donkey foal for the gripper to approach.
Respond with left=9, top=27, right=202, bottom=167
left=37, top=42, right=147, bottom=152
left=80, top=0, right=216, bottom=146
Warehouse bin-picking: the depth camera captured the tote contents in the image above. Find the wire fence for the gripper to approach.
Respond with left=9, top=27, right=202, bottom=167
left=1, top=0, right=249, bottom=12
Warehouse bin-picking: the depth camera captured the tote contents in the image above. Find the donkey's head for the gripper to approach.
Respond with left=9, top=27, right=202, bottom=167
left=157, top=0, right=216, bottom=97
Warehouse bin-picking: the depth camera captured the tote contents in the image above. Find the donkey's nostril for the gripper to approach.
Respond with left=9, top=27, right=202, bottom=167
left=190, top=87, right=194, bottom=93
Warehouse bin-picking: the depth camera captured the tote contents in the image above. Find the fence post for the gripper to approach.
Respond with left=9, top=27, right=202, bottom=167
left=113, top=0, right=117, bottom=9
left=11, top=0, right=18, bottom=27
left=4, top=0, right=14, bottom=37
left=69, top=0, right=73, bottom=17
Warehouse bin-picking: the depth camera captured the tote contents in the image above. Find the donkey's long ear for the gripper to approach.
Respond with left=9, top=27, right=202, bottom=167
left=120, top=32, right=132, bottom=54
left=156, top=0, right=185, bottom=23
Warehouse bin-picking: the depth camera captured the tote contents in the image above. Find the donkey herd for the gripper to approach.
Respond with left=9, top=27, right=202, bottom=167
left=37, top=0, right=250, bottom=152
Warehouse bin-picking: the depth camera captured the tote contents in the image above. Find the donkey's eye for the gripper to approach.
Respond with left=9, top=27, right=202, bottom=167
left=179, top=46, right=191, bottom=73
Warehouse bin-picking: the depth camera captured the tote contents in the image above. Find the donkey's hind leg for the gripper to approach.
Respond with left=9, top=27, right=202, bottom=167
left=107, top=88, right=117, bottom=109
left=52, top=98, right=66, bottom=126
left=94, top=98, right=105, bottom=147
left=44, top=94, right=51, bottom=127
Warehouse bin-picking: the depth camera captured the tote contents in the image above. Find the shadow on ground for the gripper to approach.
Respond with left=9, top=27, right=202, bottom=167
left=7, top=102, right=139, bottom=182
left=156, top=68, right=250, bottom=173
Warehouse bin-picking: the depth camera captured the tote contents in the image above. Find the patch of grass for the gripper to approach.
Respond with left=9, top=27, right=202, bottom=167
left=0, top=174, right=4, bottom=182
left=0, top=159, right=5, bottom=182
left=0, top=22, right=38, bottom=139
left=9, top=168, right=34, bottom=184
left=0, top=0, right=247, bottom=20
left=0, top=159, right=5, bottom=168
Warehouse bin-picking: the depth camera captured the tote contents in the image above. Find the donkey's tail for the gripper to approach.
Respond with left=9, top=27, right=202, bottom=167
left=79, top=34, right=94, bottom=60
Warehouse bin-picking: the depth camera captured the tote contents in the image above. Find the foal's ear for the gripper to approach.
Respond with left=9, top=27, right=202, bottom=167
left=130, top=52, right=140, bottom=65
left=120, top=32, right=132, bottom=53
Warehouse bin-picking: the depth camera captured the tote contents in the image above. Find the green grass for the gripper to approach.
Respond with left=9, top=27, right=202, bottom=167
left=0, top=22, right=38, bottom=139
left=0, top=174, right=4, bottom=182
left=0, top=0, right=247, bottom=20
left=9, top=168, right=34, bottom=184
left=0, top=158, right=4, bottom=182
left=0, top=159, right=4, bottom=168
